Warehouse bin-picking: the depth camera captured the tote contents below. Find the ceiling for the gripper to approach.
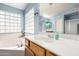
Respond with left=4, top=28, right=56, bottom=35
left=4, top=3, right=27, bottom=10
left=40, top=3, right=79, bottom=18
left=3, top=3, right=79, bottom=18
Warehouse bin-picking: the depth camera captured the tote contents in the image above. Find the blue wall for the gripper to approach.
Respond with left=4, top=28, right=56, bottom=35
left=0, top=3, right=23, bottom=14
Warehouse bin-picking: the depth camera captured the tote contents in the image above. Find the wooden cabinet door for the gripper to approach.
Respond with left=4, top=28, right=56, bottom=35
left=30, top=41, right=45, bottom=56
left=25, top=47, right=35, bottom=56
left=25, top=38, right=57, bottom=56
left=46, top=50, right=57, bottom=56
left=37, top=46, right=45, bottom=56
left=46, top=50, right=53, bottom=56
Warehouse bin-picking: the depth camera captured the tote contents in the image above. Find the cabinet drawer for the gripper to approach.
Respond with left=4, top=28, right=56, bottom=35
left=30, top=41, right=45, bottom=56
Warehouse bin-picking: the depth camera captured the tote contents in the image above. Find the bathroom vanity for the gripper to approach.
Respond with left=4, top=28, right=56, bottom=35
left=25, top=34, right=79, bottom=56
left=25, top=38, right=57, bottom=56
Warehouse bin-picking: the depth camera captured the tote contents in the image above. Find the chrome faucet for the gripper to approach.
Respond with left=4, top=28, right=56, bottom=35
left=16, top=41, right=23, bottom=47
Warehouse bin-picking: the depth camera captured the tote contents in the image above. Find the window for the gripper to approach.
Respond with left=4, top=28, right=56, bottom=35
left=25, top=8, right=34, bottom=34
left=0, top=10, right=21, bottom=33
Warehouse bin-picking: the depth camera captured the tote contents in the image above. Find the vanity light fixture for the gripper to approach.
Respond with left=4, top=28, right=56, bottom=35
left=49, top=3, right=53, bottom=5
left=34, top=11, right=39, bottom=16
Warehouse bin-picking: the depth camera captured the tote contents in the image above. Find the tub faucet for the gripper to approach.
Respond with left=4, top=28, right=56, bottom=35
left=16, top=41, right=23, bottom=47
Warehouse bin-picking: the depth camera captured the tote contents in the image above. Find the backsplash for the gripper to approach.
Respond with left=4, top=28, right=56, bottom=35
left=39, top=32, right=79, bottom=41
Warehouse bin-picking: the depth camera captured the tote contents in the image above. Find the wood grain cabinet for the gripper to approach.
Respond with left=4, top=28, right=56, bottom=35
left=25, top=38, right=30, bottom=47
left=25, top=38, right=57, bottom=56
left=46, top=50, right=57, bottom=56
left=30, top=42, right=45, bottom=56
left=46, top=50, right=53, bottom=56
left=25, top=47, right=35, bottom=56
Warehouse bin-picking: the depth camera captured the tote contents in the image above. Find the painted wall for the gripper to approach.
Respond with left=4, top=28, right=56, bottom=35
left=55, top=16, right=63, bottom=33
left=0, top=4, right=23, bottom=14
left=50, top=16, right=56, bottom=32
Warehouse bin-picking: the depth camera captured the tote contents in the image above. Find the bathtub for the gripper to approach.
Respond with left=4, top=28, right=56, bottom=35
left=0, top=46, right=25, bottom=50
left=0, top=33, right=25, bottom=56
left=0, top=46, right=25, bottom=56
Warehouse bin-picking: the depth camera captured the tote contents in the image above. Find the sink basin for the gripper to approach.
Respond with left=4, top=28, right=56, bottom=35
left=38, top=38, right=55, bottom=45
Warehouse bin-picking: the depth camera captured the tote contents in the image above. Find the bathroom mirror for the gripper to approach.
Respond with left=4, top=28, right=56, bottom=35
left=64, top=11, right=79, bottom=34
left=40, top=16, right=53, bottom=32
left=44, top=19, right=53, bottom=32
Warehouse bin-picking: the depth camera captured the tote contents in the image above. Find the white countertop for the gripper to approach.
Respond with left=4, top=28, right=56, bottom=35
left=25, top=34, right=79, bottom=56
